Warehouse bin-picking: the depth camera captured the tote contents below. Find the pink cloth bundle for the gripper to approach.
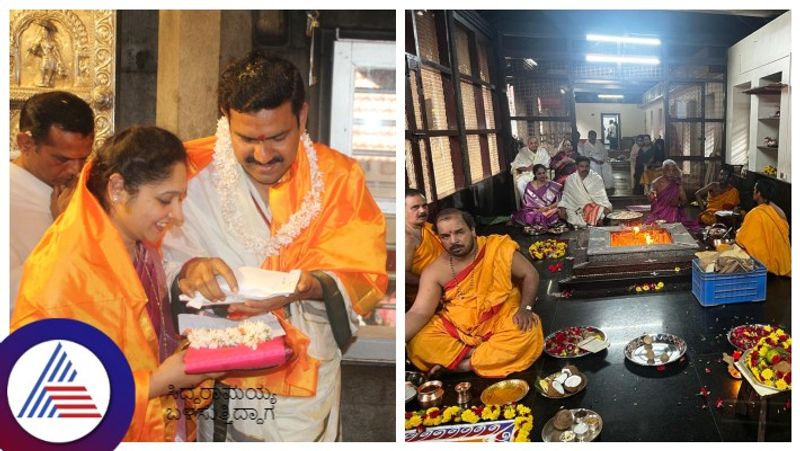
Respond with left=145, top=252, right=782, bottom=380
left=184, top=336, right=292, bottom=374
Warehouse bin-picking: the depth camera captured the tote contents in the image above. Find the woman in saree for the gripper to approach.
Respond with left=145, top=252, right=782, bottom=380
left=549, top=138, right=578, bottom=186
left=512, top=164, right=563, bottom=227
left=645, top=159, right=700, bottom=233
left=12, top=126, right=221, bottom=441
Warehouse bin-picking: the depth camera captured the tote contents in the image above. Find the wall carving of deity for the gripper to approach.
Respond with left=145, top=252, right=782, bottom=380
left=9, top=10, right=116, bottom=156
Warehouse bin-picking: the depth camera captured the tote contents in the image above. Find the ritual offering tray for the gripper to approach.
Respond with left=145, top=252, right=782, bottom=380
left=728, top=324, right=777, bottom=351
left=480, top=379, right=529, bottom=406
left=547, top=224, right=569, bottom=235
left=739, top=327, right=791, bottom=392
left=528, top=239, right=568, bottom=260
left=624, top=333, right=687, bottom=366
left=535, top=365, right=587, bottom=398
left=542, top=408, right=603, bottom=442
left=523, top=225, right=548, bottom=236
left=544, top=326, right=608, bottom=358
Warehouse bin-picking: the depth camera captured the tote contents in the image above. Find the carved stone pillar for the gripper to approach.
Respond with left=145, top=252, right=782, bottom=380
left=9, top=10, right=116, bottom=155
left=156, top=11, right=222, bottom=140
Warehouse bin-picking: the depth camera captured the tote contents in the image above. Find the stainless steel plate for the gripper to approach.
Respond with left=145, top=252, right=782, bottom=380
left=624, top=333, right=687, bottom=366
left=542, top=408, right=603, bottom=442
left=405, top=381, right=417, bottom=403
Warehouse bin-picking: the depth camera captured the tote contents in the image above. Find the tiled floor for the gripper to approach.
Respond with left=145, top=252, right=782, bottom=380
left=405, top=223, right=791, bottom=442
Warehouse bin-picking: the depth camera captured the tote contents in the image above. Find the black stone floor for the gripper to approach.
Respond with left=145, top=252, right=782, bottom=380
left=406, top=223, right=792, bottom=442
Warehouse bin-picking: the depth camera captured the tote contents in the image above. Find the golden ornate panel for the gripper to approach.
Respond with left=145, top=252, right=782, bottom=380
left=9, top=10, right=115, bottom=154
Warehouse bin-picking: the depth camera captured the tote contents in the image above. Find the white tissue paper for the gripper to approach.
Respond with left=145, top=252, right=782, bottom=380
left=178, top=267, right=302, bottom=309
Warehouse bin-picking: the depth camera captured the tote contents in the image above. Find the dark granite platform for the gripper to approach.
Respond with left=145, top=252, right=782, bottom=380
left=405, top=223, right=791, bottom=442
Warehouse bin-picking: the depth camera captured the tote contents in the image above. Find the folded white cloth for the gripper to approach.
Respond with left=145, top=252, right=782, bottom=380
left=179, top=267, right=302, bottom=309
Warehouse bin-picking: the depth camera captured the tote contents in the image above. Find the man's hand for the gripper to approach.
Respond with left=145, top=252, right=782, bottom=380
left=50, top=183, right=76, bottom=218
left=178, top=257, right=238, bottom=302
left=513, top=308, right=539, bottom=332
left=603, top=206, right=612, bottom=215
left=227, top=270, right=323, bottom=318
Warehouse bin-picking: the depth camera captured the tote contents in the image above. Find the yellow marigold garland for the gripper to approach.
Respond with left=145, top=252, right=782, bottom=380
left=405, top=403, right=535, bottom=442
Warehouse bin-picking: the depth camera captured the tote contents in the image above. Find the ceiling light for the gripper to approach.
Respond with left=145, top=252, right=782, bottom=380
left=586, top=54, right=660, bottom=65
left=560, top=88, right=566, bottom=94
left=598, top=94, right=624, bottom=99
left=524, top=58, right=538, bottom=67
left=586, top=34, right=661, bottom=46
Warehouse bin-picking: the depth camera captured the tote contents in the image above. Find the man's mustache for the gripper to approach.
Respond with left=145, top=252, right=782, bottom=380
left=246, top=155, right=284, bottom=166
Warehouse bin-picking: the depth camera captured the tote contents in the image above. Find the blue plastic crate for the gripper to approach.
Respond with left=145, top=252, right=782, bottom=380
left=691, top=258, right=767, bottom=306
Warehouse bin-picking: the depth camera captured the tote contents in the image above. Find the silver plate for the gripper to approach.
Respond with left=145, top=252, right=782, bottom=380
left=544, top=326, right=607, bottom=359
left=727, top=324, right=774, bottom=351
left=624, top=333, right=687, bottom=366
left=542, top=408, right=603, bottom=442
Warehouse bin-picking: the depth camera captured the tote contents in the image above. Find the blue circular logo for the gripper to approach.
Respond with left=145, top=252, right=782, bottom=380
left=0, top=319, right=135, bottom=450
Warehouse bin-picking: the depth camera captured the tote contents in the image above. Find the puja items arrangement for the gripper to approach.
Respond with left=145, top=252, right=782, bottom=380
left=528, top=239, right=567, bottom=260
left=178, top=313, right=290, bottom=374
left=743, top=328, right=792, bottom=391
left=544, top=326, right=608, bottom=358
left=695, top=245, right=757, bottom=274
left=541, top=408, right=603, bottom=442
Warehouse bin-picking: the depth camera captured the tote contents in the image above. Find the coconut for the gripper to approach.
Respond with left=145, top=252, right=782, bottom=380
left=564, top=375, right=583, bottom=392
left=553, top=410, right=573, bottom=430
left=551, top=380, right=565, bottom=396
left=561, top=368, right=573, bottom=377
left=554, top=372, right=569, bottom=385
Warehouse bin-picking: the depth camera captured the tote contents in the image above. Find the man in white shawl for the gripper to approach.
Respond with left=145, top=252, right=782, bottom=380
left=510, top=136, right=550, bottom=206
left=9, top=91, right=94, bottom=312
left=162, top=52, right=386, bottom=441
left=578, top=130, right=614, bottom=192
left=558, top=156, right=613, bottom=227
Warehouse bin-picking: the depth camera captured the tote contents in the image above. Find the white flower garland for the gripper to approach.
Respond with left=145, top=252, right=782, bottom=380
left=211, top=117, right=324, bottom=259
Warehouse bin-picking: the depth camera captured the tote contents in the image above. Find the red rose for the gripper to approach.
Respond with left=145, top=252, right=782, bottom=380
left=776, top=371, right=784, bottom=380
left=772, top=355, right=782, bottom=365
left=779, top=335, right=788, bottom=342
left=732, top=350, right=742, bottom=361
left=785, top=373, right=791, bottom=384
left=406, top=412, right=414, bottom=419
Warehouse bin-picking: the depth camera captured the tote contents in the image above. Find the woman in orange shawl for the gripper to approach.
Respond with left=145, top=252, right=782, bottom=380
left=12, top=126, right=219, bottom=441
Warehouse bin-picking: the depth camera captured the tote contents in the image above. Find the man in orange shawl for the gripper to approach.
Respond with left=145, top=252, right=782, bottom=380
left=405, top=189, right=442, bottom=310
left=161, top=52, right=386, bottom=441
left=406, top=209, right=543, bottom=377
left=695, top=166, right=740, bottom=225
left=736, top=180, right=790, bottom=276
left=405, top=189, right=442, bottom=282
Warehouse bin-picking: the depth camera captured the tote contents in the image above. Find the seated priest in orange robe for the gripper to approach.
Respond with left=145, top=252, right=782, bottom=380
left=695, top=166, right=740, bottom=226
left=12, top=127, right=220, bottom=442
left=405, top=208, right=544, bottom=377
left=736, top=179, right=791, bottom=276
left=405, top=189, right=443, bottom=282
